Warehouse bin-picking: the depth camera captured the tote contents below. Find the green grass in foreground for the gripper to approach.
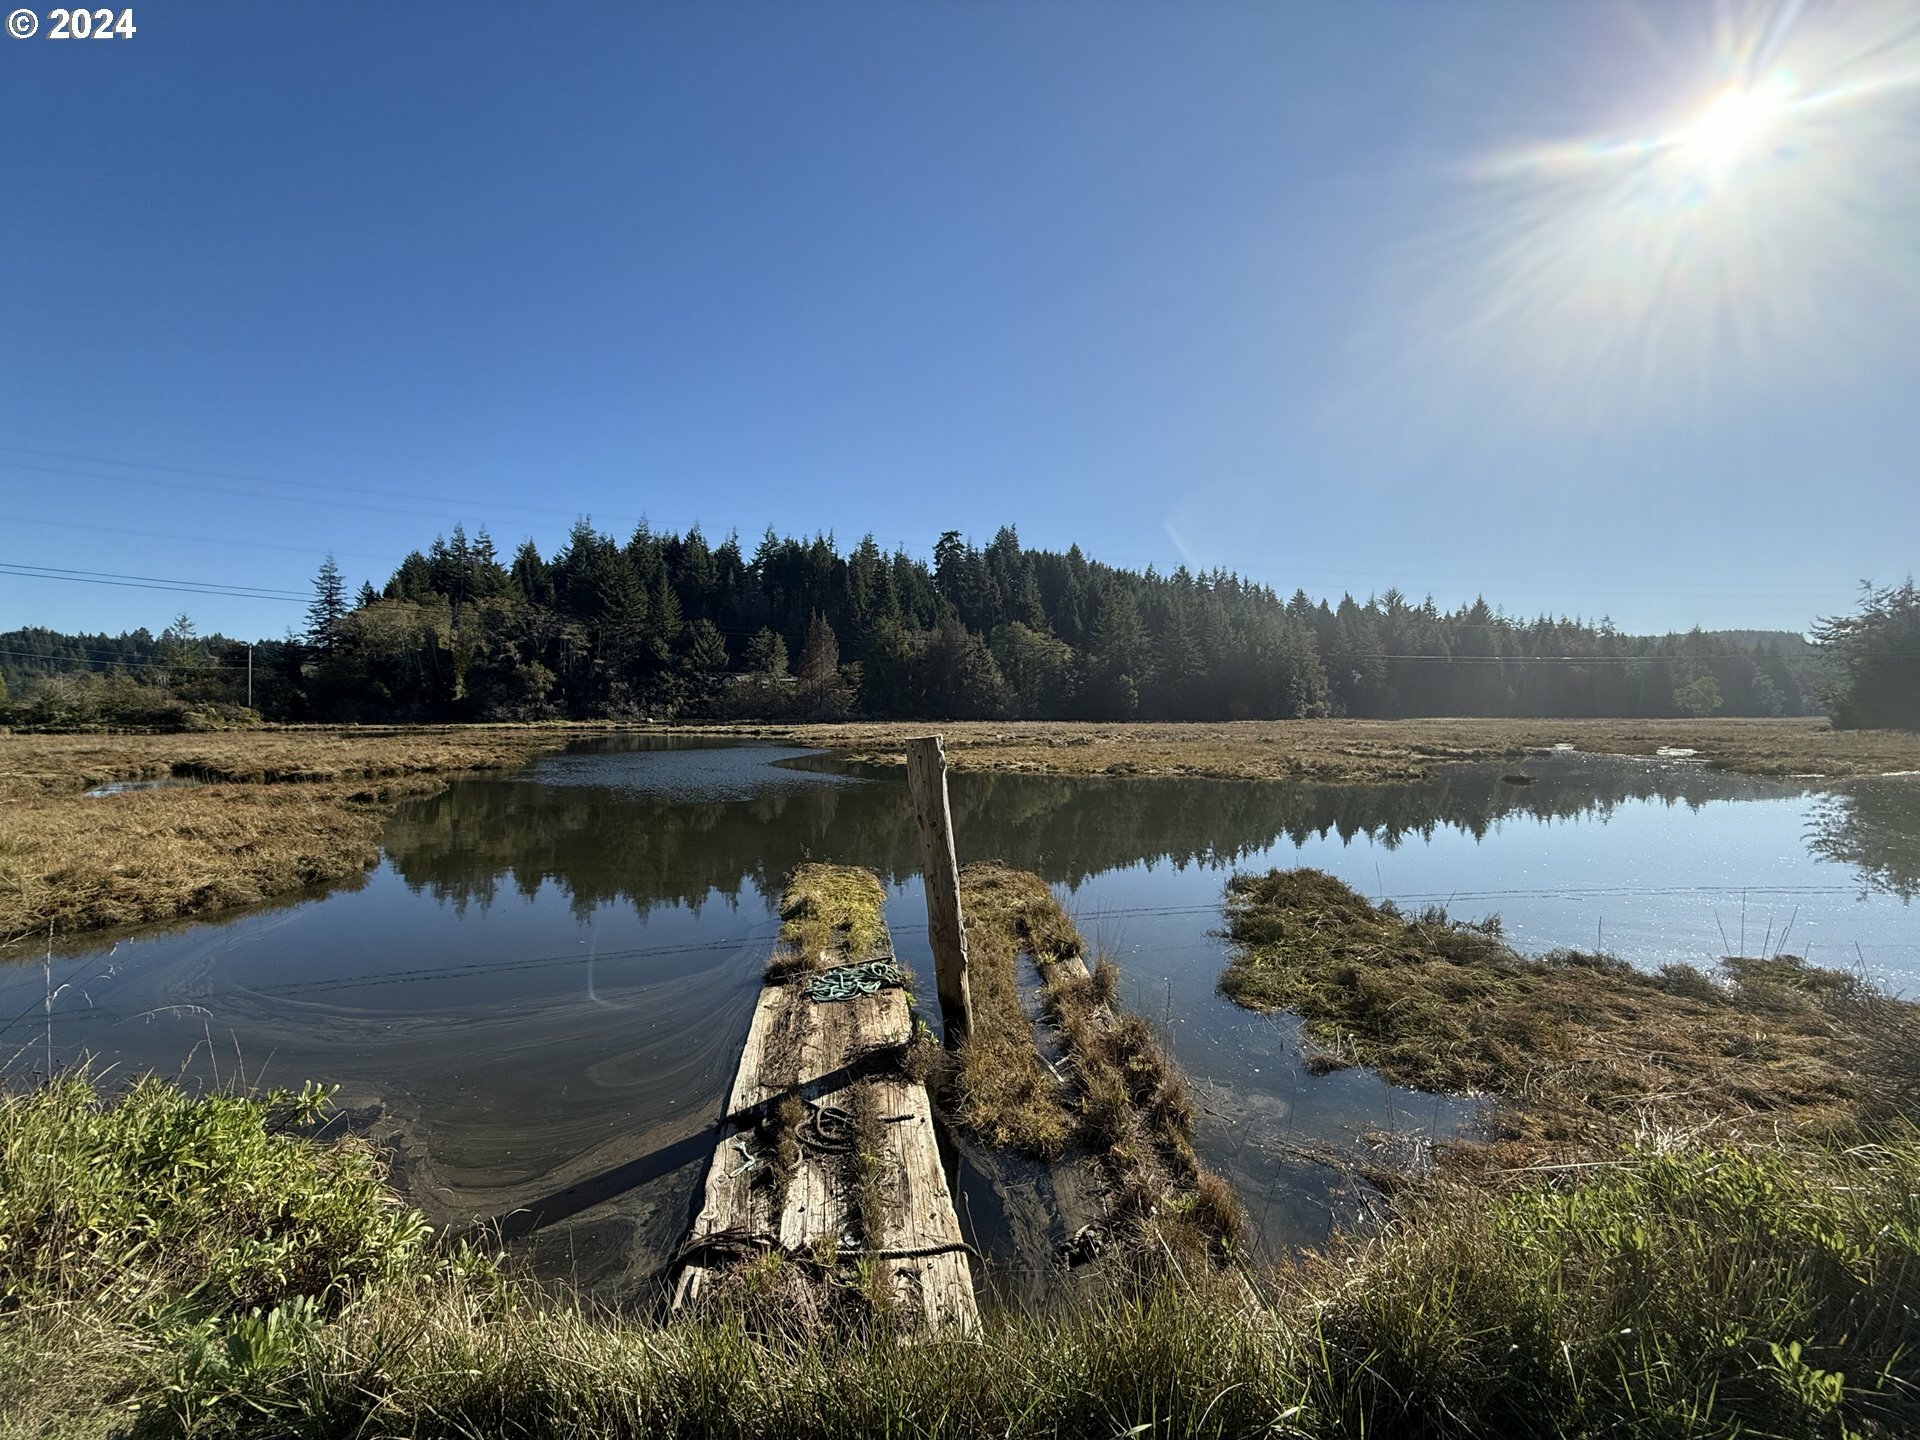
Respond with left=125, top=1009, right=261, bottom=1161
left=3, top=1077, right=1918, bottom=1438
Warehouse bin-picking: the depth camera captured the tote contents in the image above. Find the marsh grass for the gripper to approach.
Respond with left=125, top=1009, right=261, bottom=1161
left=0, top=1072, right=483, bottom=1436
left=0, top=727, right=576, bottom=948
left=951, top=864, right=1079, bottom=1154
left=6, top=1074, right=1917, bottom=1438
left=763, top=1092, right=807, bottom=1219
left=1284, top=1135, right=1920, bottom=1437
left=956, top=864, right=1245, bottom=1266
left=1221, top=868, right=1920, bottom=1156
left=771, top=864, right=889, bottom=977
left=688, top=716, right=1920, bottom=784
left=1044, top=969, right=1245, bottom=1265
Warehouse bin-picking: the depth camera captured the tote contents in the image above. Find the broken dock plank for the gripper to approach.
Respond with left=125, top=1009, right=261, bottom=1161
left=673, top=865, right=977, bottom=1331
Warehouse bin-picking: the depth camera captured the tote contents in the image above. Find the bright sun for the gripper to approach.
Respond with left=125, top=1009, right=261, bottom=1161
left=1676, top=79, right=1793, bottom=170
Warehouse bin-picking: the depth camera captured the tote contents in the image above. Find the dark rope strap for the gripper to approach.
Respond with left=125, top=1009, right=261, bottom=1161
left=841, top=1239, right=982, bottom=1262
left=670, top=1227, right=772, bottom=1270
left=674, top=1231, right=980, bottom=1272
left=799, top=1102, right=855, bottom=1152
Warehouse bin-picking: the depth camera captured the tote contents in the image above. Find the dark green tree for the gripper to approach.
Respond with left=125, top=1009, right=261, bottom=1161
left=688, top=618, right=729, bottom=672
left=1816, top=579, right=1920, bottom=730
left=306, top=555, right=348, bottom=655
left=744, top=627, right=789, bottom=676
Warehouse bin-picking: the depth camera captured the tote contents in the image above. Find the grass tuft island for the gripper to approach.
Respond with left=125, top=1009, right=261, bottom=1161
left=1220, top=868, right=1920, bottom=1155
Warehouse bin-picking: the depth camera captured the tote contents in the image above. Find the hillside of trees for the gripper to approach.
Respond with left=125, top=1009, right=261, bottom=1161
left=1, top=523, right=1837, bottom=728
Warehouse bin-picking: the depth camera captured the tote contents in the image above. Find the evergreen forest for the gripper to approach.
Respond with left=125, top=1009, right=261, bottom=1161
left=0, top=522, right=1874, bottom=728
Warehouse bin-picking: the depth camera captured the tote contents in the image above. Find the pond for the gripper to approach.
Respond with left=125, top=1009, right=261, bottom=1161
left=4, top=736, right=1916, bottom=1304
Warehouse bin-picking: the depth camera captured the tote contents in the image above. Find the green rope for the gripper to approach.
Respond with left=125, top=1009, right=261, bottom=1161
left=806, top=959, right=904, bottom=1004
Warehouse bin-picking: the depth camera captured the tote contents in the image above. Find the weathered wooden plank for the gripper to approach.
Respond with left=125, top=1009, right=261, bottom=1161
left=672, top=978, right=797, bottom=1309
left=861, top=1073, right=976, bottom=1328
left=674, top=869, right=975, bottom=1330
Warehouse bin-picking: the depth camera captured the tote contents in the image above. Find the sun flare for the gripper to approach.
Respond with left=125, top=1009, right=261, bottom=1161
left=1380, top=0, right=1920, bottom=433
left=1675, top=77, right=1794, bottom=171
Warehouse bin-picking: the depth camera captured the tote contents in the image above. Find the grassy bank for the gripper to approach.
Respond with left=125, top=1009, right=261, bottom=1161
left=4, top=1075, right=1916, bottom=1438
left=1221, top=868, right=1920, bottom=1161
left=0, top=727, right=589, bottom=948
left=688, top=715, right=1920, bottom=784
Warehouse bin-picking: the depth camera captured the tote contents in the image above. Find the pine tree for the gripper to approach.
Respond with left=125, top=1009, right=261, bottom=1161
left=745, top=627, right=789, bottom=676
left=650, top=570, right=684, bottom=661
left=688, top=618, right=730, bottom=672
left=798, top=611, right=839, bottom=684
left=511, top=539, right=553, bottom=607
left=307, top=555, right=347, bottom=655
left=795, top=611, right=849, bottom=717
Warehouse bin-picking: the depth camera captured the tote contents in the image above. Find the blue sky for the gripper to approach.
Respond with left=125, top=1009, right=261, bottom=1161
left=3, top=1, right=1915, bottom=641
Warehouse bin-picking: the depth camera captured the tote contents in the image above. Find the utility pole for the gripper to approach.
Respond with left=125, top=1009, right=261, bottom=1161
left=246, top=644, right=253, bottom=709
left=905, top=735, right=973, bottom=1047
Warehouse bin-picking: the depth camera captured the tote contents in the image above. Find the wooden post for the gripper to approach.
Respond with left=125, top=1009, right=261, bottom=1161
left=905, top=735, right=973, bottom=1047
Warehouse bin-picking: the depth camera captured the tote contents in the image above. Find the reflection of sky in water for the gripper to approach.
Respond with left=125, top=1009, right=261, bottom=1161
left=525, top=740, right=853, bottom=801
left=1066, top=784, right=1917, bottom=992
left=2, top=741, right=1915, bottom=1295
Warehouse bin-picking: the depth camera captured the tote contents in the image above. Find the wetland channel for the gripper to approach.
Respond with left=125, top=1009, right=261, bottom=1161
left=5, top=735, right=1916, bottom=1304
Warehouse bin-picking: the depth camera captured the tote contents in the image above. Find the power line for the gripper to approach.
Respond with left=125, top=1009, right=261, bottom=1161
left=0, top=446, right=1845, bottom=603
left=1, top=561, right=304, bottom=597
left=0, top=634, right=253, bottom=665
left=0, top=514, right=401, bottom=569
left=0, top=445, right=625, bottom=527
left=0, top=561, right=306, bottom=603
left=0, top=460, right=547, bottom=531
left=0, top=646, right=248, bottom=672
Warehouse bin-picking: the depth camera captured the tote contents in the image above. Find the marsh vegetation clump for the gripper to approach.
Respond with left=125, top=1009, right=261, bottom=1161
left=954, top=863, right=1244, bottom=1267
left=1221, top=867, right=1920, bottom=1155
left=1043, top=963, right=1244, bottom=1266
left=770, top=863, right=890, bottom=977
left=950, top=863, right=1081, bottom=1155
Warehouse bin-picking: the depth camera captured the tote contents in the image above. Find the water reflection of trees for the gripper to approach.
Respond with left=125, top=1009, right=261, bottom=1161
left=379, top=754, right=1872, bottom=921
left=1806, top=780, right=1920, bottom=902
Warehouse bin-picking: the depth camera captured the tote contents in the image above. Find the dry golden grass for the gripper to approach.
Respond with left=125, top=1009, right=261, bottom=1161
left=686, top=716, right=1920, bottom=784
left=0, top=726, right=581, bottom=949
left=0, top=724, right=582, bottom=801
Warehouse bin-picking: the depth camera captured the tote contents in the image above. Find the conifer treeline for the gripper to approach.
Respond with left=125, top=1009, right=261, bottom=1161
left=313, top=522, right=1820, bottom=722
left=2, top=522, right=1825, bottom=724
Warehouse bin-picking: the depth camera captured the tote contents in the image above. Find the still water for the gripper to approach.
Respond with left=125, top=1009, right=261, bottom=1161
left=4, top=737, right=1916, bottom=1300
